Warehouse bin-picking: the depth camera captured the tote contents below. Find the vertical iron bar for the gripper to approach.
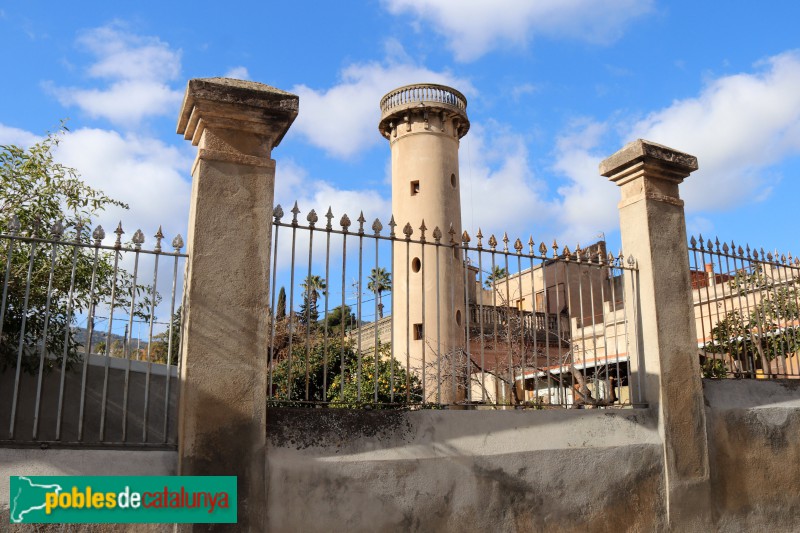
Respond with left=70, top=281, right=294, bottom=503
left=356, top=229, right=364, bottom=403
left=608, top=259, right=623, bottom=402
left=405, top=237, right=411, bottom=403
left=323, top=221, right=332, bottom=402
left=10, top=238, right=38, bottom=438
left=435, top=240, right=442, bottom=404
left=553, top=258, right=565, bottom=406
left=463, top=242, right=471, bottom=403
left=99, top=248, right=122, bottom=442
left=121, top=245, right=142, bottom=442
left=33, top=236, right=61, bottom=439
left=0, top=231, right=17, bottom=343
left=490, top=250, right=499, bottom=405
left=516, top=252, right=524, bottom=404
left=528, top=247, right=538, bottom=404
left=374, top=234, right=380, bottom=403
left=304, top=226, right=315, bottom=402
left=286, top=222, right=298, bottom=400
left=503, top=250, right=513, bottom=405
left=162, top=251, right=181, bottom=443
left=420, top=240, right=427, bottom=401
left=78, top=242, right=102, bottom=441
left=389, top=230, right=395, bottom=403
left=142, top=248, right=160, bottom=442
left=56, top=230, right=81, bottom=439
left=477, top=248, right=486, bottom=404
left=268, top=220, right=281, bottom=400
left=340, top=229, right=348, bottom=403
left=540, top=249, right=552, bottom=405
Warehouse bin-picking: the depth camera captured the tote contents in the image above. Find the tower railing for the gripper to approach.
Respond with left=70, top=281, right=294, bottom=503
left=379, top=83, right=467, bottom=115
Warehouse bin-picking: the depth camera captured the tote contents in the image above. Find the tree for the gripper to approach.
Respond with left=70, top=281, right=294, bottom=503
left=484, top=266, right=508, bottom=288
left=705, top=265, right=800, bottom=378
left=276, top=287, right=286, bottom=320
left=323, top=304, right=355, bottom=334
left=269, top=336, right=421, bottom=406
left=367, top=267, right=391, bottom=318
left=149, top=307, right=183, bottom=365
left=0, top=129, right=129, bottom=373
left=299, top=275, right=326, bottom=325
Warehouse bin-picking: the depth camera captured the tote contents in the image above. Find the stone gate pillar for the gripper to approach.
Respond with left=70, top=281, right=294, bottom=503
left=600, top=139, right=711, bottom=530
left=176, top=78, right=298, bottom=531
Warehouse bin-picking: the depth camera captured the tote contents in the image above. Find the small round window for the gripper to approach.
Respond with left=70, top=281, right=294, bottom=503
left=411, top=257, right=421, bottom=273
left=450, top=173, right=457, bottom=188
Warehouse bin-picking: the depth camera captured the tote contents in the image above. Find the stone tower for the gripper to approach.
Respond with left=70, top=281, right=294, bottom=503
left=378, top=83, right=470, bottom=403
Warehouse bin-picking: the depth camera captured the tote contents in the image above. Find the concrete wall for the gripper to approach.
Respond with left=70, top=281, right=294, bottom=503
left=704, top=379, right=800, bottom=532
left=0, top=448, right=176, bottom=533
left=266, top=408, right=665, bottom=533
left=0, top=356, right=179, bottom=445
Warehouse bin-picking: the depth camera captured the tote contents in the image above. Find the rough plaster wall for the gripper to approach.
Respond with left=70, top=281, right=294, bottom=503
left=704, top=379, right=800, bottom=533
left=266, top=409, right=665, bottom=533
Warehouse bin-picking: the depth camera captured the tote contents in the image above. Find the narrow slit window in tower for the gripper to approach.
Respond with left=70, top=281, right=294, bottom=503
left=410, top=180, right=420, bottom=196
left=413, top=323, right=424, bottom=340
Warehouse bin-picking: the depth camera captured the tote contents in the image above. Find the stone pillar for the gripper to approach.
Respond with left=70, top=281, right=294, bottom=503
left=176, top=78, right=298, bottom=531
left=600, top=139, right=710, bottom=530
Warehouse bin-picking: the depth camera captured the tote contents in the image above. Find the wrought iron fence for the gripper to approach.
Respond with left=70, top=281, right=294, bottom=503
left=690, top=235, right=800, bottom=379
left=267, top=203, right=640, bottom=409
left=0, top=217, right=186, bottom=447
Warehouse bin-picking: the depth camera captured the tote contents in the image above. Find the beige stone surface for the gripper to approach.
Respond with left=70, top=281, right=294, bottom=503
left=379, top=84, right=469, bottom=402
left=176, top=78, right=297, bottom=532
left=602, top=139, right=711, bottom=530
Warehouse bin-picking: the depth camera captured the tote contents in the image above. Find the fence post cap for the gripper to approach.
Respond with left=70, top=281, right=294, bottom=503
left=177, top=77, right=299, bottom=148
left=600, top=139, right=698, bottom=181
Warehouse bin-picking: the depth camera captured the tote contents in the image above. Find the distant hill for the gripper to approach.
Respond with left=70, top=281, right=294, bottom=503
left=72, top=326, right=149, bottom=352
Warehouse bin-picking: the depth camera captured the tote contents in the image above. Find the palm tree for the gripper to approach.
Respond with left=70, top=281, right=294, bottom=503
left=300, top=275, right=327, bottom=324
left=484, top=266, right=508, bottom=288
left=367, top=267, right=392, bottom=318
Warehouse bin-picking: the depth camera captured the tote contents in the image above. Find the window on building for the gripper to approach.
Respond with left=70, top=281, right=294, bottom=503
left=413, top=323, right=424, bottom=340
left=410, top=180, right=420, bottom=196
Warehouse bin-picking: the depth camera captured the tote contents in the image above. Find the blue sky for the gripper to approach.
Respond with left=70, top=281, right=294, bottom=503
left=2, top=0, right=800, bottom=259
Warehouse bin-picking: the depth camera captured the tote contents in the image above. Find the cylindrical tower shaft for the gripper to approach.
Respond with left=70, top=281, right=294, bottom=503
left=379, top=83, right=470, bottom=403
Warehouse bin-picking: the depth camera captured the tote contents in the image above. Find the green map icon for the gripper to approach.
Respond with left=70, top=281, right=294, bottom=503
left=10, top=476, right=63, bottom=523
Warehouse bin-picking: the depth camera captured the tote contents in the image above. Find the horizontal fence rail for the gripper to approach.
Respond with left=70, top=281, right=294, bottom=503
left=0, top=217, right=187, bottom=447
left=690, top=235, right=800, bottom=379
left=267, top=203, right=640, bottom=410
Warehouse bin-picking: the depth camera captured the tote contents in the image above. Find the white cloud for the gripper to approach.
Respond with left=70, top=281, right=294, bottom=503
left=55, top=127, right=192, bottom=242
left=551, top=120, right=619, bottom=243
left=0, top=123, right=40, bottom=147
left=546, top=51, right=800, bottom=243
left=51, top=24, right=183, bottom=126
left=290, top=60, right=472, bottom=159
left=383, top=0, right=654, bottom=62
left=631, top=50, right=800, bottom=211
left=223, top=66, right=250, bottom=80
left=275, top=159, right=391, bottom=226
left=459, top=122, right=553, bottom=241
